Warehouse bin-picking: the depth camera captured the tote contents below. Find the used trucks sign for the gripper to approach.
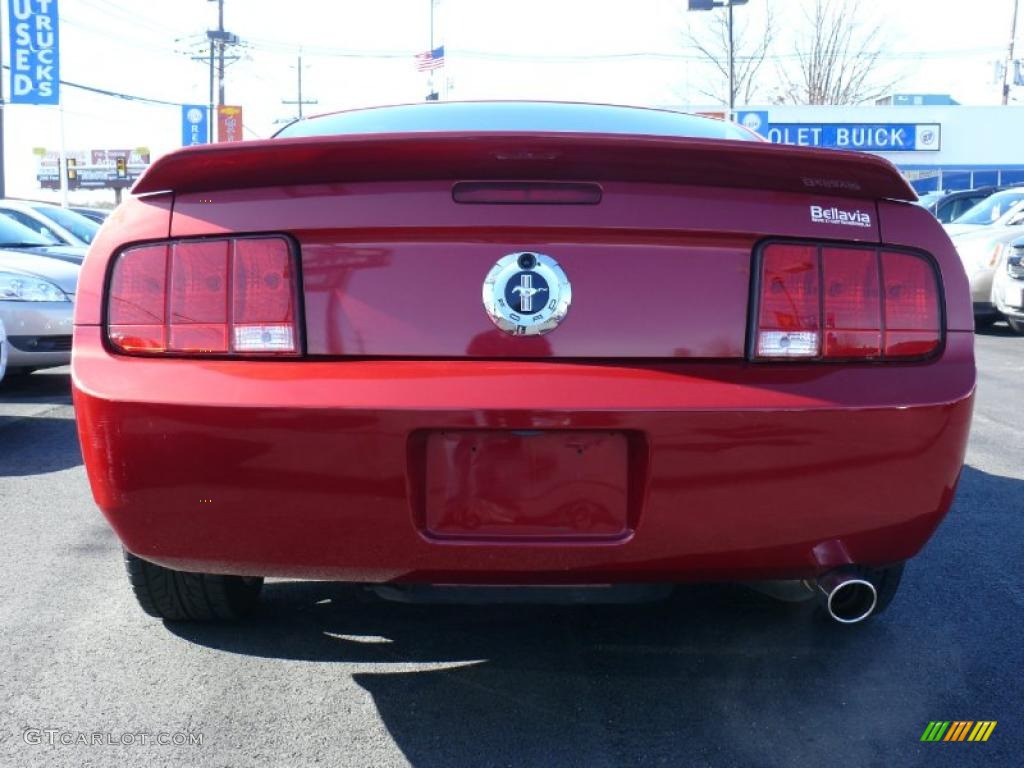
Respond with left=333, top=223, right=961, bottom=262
left=8, top=0, right=60, bottom=105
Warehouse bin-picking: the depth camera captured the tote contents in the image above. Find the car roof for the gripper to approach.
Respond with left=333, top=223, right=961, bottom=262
left=276, top=100, right=759, bottom=142
left=943, top=187, right=995, bottom=198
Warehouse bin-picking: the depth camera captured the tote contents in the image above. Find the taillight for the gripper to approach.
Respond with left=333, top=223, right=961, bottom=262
left=753, top=243, right=941, bottom=361
left=756, top=244, right=819, bottom=358
left=107, top=236, right=300, bottom=356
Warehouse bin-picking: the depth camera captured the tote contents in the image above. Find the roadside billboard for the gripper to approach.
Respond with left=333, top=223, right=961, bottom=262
left=35, top=148, right=151, bottom=191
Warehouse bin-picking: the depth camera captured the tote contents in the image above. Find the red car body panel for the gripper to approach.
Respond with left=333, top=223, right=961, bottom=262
left=72, top=105, right=975, bottom=585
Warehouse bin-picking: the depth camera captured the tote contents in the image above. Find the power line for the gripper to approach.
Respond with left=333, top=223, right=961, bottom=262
left=59, top=12, right=195, bottom=60
left=235, top=37, right=1009, bottom=64
left=0, top=64, right=188, bottom=106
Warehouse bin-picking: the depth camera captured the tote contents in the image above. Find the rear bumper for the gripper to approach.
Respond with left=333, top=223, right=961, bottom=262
left=967, top=268, right=996, bottom=307
left=993, top=274, right=1024, bottom=320
left=72, top=326, right=975, bottom=583
left=0, top=301, right=73, bottom=368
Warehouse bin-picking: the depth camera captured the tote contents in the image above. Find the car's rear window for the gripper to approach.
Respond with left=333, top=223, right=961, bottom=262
left=275, top=101, right=758, bottom=142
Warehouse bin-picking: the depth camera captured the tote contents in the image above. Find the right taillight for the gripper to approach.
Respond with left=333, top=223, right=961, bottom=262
left=753, top=242, right=942, bottom=361
left=107, top=236, right=300, bottom=357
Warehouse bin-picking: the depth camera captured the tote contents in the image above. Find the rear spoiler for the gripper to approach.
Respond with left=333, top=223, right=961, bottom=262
left=133, top=131, right=917, bottom=202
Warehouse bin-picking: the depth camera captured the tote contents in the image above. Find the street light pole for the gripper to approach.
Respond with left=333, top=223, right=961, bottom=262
left=687, top=0, right=748, bottom=120
left=1003, top=0, right=1020, bottom=105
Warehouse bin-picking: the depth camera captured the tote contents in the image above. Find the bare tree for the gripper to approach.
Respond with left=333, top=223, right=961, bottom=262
left=685, top=6, right=775, bottom=106
left=775, top=0, right=898, bottom=105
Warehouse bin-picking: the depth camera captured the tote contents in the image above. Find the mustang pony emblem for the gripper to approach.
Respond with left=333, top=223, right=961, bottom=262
left=510, top=274, right=549, bottom=312
left=482, top=251, right=572, bottom=336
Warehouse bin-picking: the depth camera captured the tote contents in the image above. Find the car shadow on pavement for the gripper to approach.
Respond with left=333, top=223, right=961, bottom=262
left=0, top=369, right=73, bottom=403
left=975, top=321, right=1023, bottom=338
left=165, top=464, right=1021, bottom=767
left=0, top=371, right=81, bottom=475
left=0, top=414, right=82, bottom=475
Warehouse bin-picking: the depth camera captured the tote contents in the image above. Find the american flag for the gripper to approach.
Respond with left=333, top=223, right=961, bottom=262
left=415, top=45, right=445, bottom=71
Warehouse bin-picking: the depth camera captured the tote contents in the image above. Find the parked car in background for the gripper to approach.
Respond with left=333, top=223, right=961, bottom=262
left=920, top=186, right=1000, bottom=224
left=71, top=207, right=112, bottom=225
left=0, top=216, right=81, bottom=374
left=0, top=214, right=86, bottom=265
left=0, top=200, right=101, bottom=247
left=945, top=187, right=1024, bottom=236
left=0, top=317, right=7, bottom=384
left=915, top=190, right=946, bottom=210
left=73, top=101, right=974, bottom=627
left=949, top=200, right=1024, bottom=325
left=993, top=235, right=1024, bottom=334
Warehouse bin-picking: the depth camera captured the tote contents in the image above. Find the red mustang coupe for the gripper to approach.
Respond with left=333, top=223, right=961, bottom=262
left=72, top=102, right=974, bottom=625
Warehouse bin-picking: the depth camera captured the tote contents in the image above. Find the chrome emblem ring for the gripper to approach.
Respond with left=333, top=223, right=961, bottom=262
left=482, top=251, right=572, bottom=336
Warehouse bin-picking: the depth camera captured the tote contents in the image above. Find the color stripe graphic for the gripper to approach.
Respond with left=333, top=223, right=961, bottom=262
left=920, top=721, right=996, bottom=742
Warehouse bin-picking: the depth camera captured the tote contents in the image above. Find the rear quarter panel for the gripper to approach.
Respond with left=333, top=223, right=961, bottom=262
left=74, top=194, right=172, bottom=326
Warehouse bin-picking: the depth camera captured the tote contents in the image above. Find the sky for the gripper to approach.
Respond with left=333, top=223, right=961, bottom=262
left=3, top=0, right=1021, bottom=202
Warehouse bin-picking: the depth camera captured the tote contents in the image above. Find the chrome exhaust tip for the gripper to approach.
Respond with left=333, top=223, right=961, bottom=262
left=814, top=570, right=878, bottom=624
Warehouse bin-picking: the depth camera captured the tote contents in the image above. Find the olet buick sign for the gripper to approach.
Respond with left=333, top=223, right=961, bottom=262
left=8, top=0, right=60, bottom=105
left=736, top=112, right=941, bottom=152
left=767, top=123, right=941, bottom=152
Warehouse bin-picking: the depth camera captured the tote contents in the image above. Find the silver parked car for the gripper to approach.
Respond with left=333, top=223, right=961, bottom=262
left=948, top=199, right=1024, bottom=325
left=0, top=199, right=101, bottom=247
left=0, top=217, right=82, bottom=374
left=993, top=236, right=1024, bottom=334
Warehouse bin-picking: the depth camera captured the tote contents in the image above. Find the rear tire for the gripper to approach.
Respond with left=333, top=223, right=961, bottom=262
left=1008, top=318, right=1024, bottom=335
left=123, top=550, right=263, bottom=621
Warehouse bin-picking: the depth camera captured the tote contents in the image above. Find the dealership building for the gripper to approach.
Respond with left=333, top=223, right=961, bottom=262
left=677, top=101, right=1024, bottom=194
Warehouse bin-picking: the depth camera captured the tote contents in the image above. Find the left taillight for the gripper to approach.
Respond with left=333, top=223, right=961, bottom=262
left=106, top=236, right=300, bottom=356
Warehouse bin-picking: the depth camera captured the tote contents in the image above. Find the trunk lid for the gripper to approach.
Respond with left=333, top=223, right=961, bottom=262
left=161, top=132, right=910, bottom=359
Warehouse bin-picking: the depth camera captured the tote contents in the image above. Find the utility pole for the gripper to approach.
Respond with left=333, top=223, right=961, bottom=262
left=281, top=56, right=318, bottom=120
left=190, top=44, right=216, bottom=142
left=1003, top=0, right=1020, bottom=105
left=196, top=0, right=239, bottom=141
left=217, top=0, right=226, bottom=106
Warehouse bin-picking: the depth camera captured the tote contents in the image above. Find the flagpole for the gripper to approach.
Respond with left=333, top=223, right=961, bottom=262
left=428, top=0, right=435, bottom=100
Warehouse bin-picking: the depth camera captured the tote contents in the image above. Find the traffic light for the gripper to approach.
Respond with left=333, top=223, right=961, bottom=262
left=66, top=158, right=77, bottom=181
left=115, top=156, right=127, bottom=179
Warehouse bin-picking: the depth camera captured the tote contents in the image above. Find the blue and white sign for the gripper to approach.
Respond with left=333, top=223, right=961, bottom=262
left=736, top=110, right=769, bottom=137
left=8, top=0, right=60, bottom=105
left=182, top=105, right=209, bottom=146
left=766, top=123, right=941, bottom=152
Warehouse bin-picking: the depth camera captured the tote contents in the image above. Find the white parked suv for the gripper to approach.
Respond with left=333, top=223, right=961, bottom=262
left=993, top=236, right=1024, bottom=334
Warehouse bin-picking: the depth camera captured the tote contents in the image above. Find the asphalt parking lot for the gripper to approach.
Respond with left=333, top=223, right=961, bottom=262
left=1, top=329, right=1021, bottom=768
